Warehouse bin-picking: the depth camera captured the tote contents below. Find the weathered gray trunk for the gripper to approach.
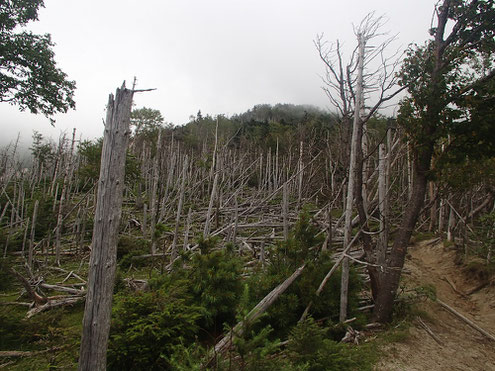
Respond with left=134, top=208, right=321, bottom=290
left=171, top=155, right=188, bottom=261
left=78, top=84, right=133, bottom=371
left=150, top=129, right=162, bottom=254
left=282, top=182, right=289, bottom=241
left=28, top=200, right=39, bottom=269
left=340, top=32, right=364, bottom=322
left=377, top=142, right=389, bottom=267
left=203, top=172, right=219, bottom=238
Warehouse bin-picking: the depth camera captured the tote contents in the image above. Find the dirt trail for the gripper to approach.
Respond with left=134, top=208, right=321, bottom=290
left=376, top=239, right=495, bottom=371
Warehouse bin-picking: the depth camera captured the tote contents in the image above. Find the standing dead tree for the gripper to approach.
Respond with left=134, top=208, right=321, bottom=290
left=78, top=83, right=134, bottom=371
left=315, top=13, right=404, bottom=321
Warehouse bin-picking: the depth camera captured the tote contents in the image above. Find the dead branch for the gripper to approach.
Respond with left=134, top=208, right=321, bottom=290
left=206, top=264, right=306, bottom=365
left=416, top=316, right=444, bottom=346
left=437, top=298, right=495, bottom=342
left=26, top=296, right=84, bottom=318
left=10, top=268, right=47, bottom=305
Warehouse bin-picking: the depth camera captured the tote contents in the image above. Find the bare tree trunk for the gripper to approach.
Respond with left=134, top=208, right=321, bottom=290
left=377, top=142, right=389, bottom=267
left=55, top=144, right=71, bottom=266
left=427, top=182, right=436, bottom=231
left=183, top=207, right=192, bottom=251
left=21, top=216, right=30, bottom=255
left=340, top=32, right=365, bottom=323
left=297, top=141, right=303, bottom=210
left=171, top=155, right=188, bottom=261
left=283, top=182, right=289, bottom=241
left=28, top=200, right=39, bottom=269
left=438, top=198, right=445, bottom=234
left=3, top=201, right=15, bottom=257
left=142, top=203, right=148, bottom=238
left=447, top=204, right=456, bottom=242
left=150, top=129, right=162, bottom=254
left=203, top=172, right=219, bottom=238
left=78, top=84, right=133, bottom=371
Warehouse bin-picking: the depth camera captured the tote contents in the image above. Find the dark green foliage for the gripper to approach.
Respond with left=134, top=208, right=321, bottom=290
left=187, top=238, right=244, bottom=334
left=77, top=139, right=103, bottom=183
left=0, top=302, right=83, bottom=359
left=29, top=192, right=56, bottom=240
left=77, top=139, right=141, bottom=186
left=30, top=131, right=54, bottom=168
left=218, top=285, right=290, bottom=371
left=0, top=308, right=27, bottom=350
left=0, top=0, right=76, bottom=122
left=231, top=325, right=282, bottom=371
left=285, top=317, right=376, bottom=371
left=249, top=258, right=362, bottom=339
left=0, top=221, right=23, bottom=253
left=247, top=209, right=362, bottom=338
left=0, top=259, right=15, bottom=291
left=398, top=0, right=495, bottom=175
left=107, top=280, right=201, bottom=371
left=117, top=235, right=150, bottom=268
left=168, top=343, right=205, bottom=371
left=108, top=239, right=244, bottom=368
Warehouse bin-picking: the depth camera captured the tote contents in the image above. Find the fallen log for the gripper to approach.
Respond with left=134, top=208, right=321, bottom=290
left=10, top=268, right=47, bottom=305
left=206, top=264, right=306, bottom=365
left=437, top=298, right=495, bottom=342
left=26, top=296, right=84, bottom=318
left=40, top=283, right=85, bottom=295
left=416, top=316, right=443, bottom=346
left=442, top=277, right=466, bottom=298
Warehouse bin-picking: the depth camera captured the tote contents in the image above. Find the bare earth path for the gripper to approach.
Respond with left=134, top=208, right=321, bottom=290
left=376, top=240, right=495, bottom=371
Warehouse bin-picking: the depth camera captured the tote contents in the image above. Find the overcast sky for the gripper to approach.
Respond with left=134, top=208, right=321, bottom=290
left=0, top=0, right=436, bottom=148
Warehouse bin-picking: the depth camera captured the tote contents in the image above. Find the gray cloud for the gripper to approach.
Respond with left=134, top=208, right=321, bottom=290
left=0, top=0, right=434, bottom=147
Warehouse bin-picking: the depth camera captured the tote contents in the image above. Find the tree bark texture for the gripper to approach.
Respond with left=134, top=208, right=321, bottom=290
left=78, top=84, right=133, bottom=371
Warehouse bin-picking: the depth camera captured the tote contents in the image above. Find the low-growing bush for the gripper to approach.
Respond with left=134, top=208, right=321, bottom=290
left=107, top=279, right=201, bottom=370
left=285, top=317, right=376, bottom=371
left=247, top=209, right=362, bottom=338
left=117, top=235, right=150, bottom=268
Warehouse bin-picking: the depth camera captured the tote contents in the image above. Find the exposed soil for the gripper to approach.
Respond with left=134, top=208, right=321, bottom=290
left=376, top=239, right=495, bottom=371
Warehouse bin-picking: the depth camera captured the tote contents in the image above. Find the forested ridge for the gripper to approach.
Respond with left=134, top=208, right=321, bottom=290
left=1, top=0, right=495, bottom=370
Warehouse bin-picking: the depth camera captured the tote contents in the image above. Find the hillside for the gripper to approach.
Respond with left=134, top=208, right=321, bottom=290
left=377, top=239, right=495, bottom=370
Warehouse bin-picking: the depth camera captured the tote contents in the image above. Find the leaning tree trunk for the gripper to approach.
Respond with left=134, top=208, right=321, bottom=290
left=78, top=84, right=133, bottom=371
left=372, top=144, right=432, bottom=322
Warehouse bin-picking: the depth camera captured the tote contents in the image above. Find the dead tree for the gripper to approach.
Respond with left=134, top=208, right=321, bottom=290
left=315, top=13, right=404, bottom=321
left=78, top=84, right=134, bottom=371
left=170, top=155, right=188, bottom=261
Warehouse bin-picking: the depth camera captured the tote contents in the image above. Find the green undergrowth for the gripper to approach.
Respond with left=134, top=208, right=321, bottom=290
left=105, top=208, right=374, bottom=370
left=0, top=301, right=84, bottom=370
left=0, top=209, right=412, bottom=370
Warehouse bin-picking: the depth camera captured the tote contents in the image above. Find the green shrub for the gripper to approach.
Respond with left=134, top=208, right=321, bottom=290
left=186, top=238, right=244, bottom=335
left=285, top=317, right=376, bottom=371
left=107, top=279, right=201, bottom=370
left=108, top=238, right=244, bottom=369
left=247, top=208, right=362, bottom=338
left=117, top=235, right=150, bottom=268
left=0, top=259, right=15, bottom=292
